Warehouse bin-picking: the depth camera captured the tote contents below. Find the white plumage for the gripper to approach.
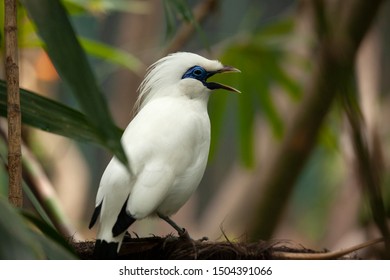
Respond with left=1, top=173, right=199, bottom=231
left=89, top=52, right=239, bottom=258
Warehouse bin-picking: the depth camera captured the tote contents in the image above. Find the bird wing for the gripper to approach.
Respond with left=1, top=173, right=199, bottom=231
left=89, top=156, right=132, bottom=230
left=126, top=163, right=176, bottom=219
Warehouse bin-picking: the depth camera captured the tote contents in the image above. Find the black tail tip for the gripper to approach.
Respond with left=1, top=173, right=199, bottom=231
left=93, top=239, right=119, bottom=260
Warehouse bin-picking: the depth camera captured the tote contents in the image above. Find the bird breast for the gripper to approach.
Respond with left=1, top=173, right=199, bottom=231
left=123, top=95, right=211, bottom=216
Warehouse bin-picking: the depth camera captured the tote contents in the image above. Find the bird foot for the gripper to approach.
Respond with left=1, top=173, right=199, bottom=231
left=178, top=228, right=191, bottom=240
left=177, top=228, right=208, bottom=242
left=162, top=230, right=208, bottom=259
left=162, top=234, right=179, bottom=249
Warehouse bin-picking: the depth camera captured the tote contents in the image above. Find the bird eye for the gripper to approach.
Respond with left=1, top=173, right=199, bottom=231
left=182, top=66, right=207, bottom=80
left=193, top=69, right=202, bottom=76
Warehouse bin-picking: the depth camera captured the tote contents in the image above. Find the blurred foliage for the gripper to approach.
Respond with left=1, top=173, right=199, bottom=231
left=163, top=0, right=196, bottom=37
left=0, top=0, right=211, bottom=260
left=0, top=197, right=76, bottom=259
left=209, top=17, right=301, bottom=167
left=163, top=0, right=208, bottom=47
left=62, top=0, right=151, bottom=14
left=0, top=81, right=121, bottom=144
left=0, top=2, right=144, bottom=72
left=0, top=0, right=387, bottom=258
left=0, top=0, right=149, bottom=259
left=20, top=0, right=128, bottom=166
left=292, top=146, right=343, bottom=239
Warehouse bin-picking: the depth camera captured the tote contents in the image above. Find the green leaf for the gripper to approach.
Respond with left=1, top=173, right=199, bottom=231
left=0, top=196, right=44, bottom=259
left=257, top=80, right=284, bottom=138
left=255, top=54, right=284, bottom=138
left=80, top=38, right=144, bottom=74
left=237, top=87, right=256, bottom=167
left=23, top=211, right=76, bottom=258
left=22, top=180, right=54, bottom=228
left=0, top=139, right=54, bottom=227
left=62, top=0, right=151, bottom=14
left=162, top=0, right=209, bottom=48
left=0, top=196, right=76, bottom=259
left=208, top=92, right=229, bottom=161
left=29, top=230, right=76, bottom=259
left=0, top=81, right=123, bottom=145
left=163, top=0, right=177, bottom=38
left=211, top=19, right=299, bottom=167
left=256, top=17, right=294, bottom=40
left=20, top=0, right=127, bottom=165
left=163, top=0, right=195, bottom=39
left=269, top=62, right=302, bottom=101
left=165, top=0, right=194, bottom=23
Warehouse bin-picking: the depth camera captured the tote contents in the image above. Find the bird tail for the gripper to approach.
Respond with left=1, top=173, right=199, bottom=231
left=93, top=239, right=119, bottom=260
left=90, top=197, right=135, bottom=259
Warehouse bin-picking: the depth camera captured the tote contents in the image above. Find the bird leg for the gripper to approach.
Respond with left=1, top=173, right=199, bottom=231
left=158, top=213, right=199, bottom=259
left=157, top=213, right=190, bottom=240
left=158, top=213, right=209, bottom=242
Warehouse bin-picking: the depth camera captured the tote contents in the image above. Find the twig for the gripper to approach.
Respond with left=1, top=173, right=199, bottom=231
left=272, top=237, right=384, bottom=260
left=162, top=0, right=218, bottom=56
left=5, top=0, right=22, bottom=207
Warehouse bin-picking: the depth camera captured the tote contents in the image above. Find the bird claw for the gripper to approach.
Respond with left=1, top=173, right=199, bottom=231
left=178, top=228, right=208, bottom=243
left=123, top=231, right=132, bottom=242
left=162, top=234, right=178, bottom=249
left=160, top=230, right=208, bottom=259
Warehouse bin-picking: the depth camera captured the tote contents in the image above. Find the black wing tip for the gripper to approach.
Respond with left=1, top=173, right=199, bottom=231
left=112, top=197, right=136, bottom=237
left=89, top=201, right=103, bottom=229
left=93, top=239, right=119, bottom=260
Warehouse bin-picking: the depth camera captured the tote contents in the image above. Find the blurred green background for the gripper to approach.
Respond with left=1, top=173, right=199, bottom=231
left=0, top=0, right=389, bottom=259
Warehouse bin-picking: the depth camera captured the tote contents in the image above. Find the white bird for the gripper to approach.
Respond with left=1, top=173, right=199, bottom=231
left=89, top=52, right=240, bottom=259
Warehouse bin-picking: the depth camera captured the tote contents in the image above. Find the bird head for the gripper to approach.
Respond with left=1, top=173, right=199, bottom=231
left=136, top=52, right=240, bottom=110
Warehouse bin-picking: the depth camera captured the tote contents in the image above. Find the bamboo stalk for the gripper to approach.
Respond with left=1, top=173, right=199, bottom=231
left=5, top=0, right=22, bottom=207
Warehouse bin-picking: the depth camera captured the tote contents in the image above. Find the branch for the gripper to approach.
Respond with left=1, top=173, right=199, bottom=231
left=5, top=0, right=22, bottom=207
left=249, top=0, right=385, bottom=240
left=162, top=0, right=218, bottom=56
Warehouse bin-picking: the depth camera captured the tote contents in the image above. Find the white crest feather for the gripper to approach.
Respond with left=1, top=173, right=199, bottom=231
left=134, top=52, right=223, bottom=113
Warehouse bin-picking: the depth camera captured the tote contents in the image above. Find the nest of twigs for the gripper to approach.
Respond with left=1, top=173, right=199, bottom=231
left=73, top=235, right=359, bottom=260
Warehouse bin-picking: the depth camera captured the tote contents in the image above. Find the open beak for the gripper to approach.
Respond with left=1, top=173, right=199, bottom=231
left=206, top=66, right=241, bottom=93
